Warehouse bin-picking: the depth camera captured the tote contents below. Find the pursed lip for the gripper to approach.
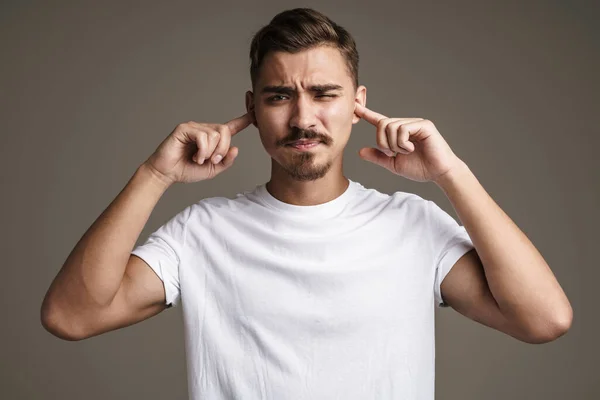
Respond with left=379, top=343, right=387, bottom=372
left=286, top=140, right=321, bottom=146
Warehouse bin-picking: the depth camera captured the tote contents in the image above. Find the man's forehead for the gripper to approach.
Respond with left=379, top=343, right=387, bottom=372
left=256, top=46, right=352, bottom=89
left=260, top=83, right=344, bottom=95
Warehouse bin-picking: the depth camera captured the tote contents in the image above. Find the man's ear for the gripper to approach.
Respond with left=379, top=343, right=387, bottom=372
left=352, top=85, right=367, bottom=124
left=245, top=90, right=258, bottom=128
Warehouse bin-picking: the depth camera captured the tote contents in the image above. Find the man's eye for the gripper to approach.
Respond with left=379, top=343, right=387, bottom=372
left=316, top=94, right=337, bottom=98
left=269, top=95, right=288, bottom=101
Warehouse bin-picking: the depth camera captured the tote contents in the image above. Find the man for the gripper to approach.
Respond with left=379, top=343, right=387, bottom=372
left=41, top=8, right=572, bottom=400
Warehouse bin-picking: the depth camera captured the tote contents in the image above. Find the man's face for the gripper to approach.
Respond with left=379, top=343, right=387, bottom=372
left=246, top=45, right=366, bottom=181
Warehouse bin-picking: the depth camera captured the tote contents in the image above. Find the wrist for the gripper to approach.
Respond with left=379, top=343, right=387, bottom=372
left=137, top=162, right=174, bottom=191
left=433, top=158, right=471, bottom=190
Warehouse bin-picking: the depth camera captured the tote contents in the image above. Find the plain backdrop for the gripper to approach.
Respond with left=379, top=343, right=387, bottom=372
left=2, top=0, right=598, bottom=399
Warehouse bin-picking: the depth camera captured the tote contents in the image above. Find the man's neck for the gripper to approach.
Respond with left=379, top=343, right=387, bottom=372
left=266, top=165, right=349, bottom=206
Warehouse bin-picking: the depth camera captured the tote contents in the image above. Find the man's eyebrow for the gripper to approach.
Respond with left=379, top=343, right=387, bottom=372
left=260, top=84, right=344, bottom=94
left=309, top=84, right=343, bottom=92
left=261, top=85, right=294, bottom=95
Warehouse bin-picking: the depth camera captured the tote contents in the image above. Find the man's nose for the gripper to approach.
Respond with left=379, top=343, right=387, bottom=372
left=289, top=95, right=318, bottom=130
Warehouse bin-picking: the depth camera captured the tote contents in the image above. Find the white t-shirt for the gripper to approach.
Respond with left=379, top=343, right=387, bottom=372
left=131, top=179, right=474, bottom=400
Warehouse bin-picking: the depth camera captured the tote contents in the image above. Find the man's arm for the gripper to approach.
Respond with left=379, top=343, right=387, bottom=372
left=435, top=160, right=573, bottom=344
left=41, top=114, right=251, bottom=341
left=40, top=163, right=172, bottom=341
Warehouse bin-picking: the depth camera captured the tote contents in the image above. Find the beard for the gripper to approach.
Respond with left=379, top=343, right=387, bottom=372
left=262, top=125, right=336, bottom=181
left=282, top=151, right=333, bottom=181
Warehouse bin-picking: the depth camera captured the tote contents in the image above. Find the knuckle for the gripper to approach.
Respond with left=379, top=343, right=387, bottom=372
left=178, top=121, right=199, bottom=132
left=216, top=125, right=230, bottom=135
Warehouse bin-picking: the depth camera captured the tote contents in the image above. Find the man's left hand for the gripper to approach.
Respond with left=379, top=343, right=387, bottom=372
left=355, top=103, right=463, bottom=183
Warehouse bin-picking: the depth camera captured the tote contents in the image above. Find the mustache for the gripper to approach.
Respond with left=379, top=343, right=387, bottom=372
left=278, top=127, right=332, bottom=146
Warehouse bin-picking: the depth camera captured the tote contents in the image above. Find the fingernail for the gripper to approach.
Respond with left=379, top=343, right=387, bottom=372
left=199, top=158, right=204, bottom=164
left=212, top=155, right=222, bottom=164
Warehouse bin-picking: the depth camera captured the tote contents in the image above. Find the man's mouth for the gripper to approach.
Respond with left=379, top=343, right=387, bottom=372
left=286, top=140, right=322, bottom=150
left=287, top=140, right=321, bottom=145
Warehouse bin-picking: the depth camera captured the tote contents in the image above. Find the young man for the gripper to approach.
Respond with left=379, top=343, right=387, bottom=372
left=41, top=8, right=572, bottom=400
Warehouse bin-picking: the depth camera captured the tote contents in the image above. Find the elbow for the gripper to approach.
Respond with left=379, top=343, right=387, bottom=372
left=40, top=297, right=89, bottom=342
left=41, top=317, right=87, bottom=342
left=520, top=306, right=573, bottom=344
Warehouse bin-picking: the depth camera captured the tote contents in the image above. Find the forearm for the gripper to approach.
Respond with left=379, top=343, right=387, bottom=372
left=434, top=159, right=572, bottom=334
left=43, top=162, right=171, bottom=313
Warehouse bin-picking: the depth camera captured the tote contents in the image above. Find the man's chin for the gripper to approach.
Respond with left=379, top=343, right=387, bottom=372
left=285, top=160, right=332, bottom=181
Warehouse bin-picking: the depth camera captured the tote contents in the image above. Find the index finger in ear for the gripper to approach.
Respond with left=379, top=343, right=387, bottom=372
left=354, top=103, right=388, bottom=126
left=225, top=112, right=253, bottom=135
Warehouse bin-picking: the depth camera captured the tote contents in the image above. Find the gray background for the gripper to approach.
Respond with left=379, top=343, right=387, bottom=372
left=2, top=0, right=598, bottom=399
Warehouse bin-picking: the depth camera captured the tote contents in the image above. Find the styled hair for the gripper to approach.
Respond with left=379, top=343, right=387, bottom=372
left=249, top=8, right=359, bottom=89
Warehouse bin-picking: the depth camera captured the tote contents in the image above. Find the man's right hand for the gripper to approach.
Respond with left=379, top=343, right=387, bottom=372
left=144, top=112, right=253, bottom=186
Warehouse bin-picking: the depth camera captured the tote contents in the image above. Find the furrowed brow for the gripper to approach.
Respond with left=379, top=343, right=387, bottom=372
left=260, top=86, right=295, bottom=95
left=309, top=84, right=343, bottom=93
left=260, top=84, right=344, bottom=95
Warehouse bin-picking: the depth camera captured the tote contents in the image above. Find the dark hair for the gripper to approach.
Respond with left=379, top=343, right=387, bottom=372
left=249, top=8, right=359, bottom=89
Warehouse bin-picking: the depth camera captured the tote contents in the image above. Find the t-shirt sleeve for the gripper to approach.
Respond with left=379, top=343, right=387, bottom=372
left=427, top=200, right=475, bottom=308
left=131, top=205, right=191, bottom=307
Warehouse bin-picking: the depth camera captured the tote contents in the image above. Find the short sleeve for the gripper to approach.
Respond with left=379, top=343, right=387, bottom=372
left=131, top=206, right=191, bottom=307
left=427, top=200, right=475, bottom=308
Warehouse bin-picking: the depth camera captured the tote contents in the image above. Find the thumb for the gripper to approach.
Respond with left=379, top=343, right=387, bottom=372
left=213, top=146, right=239, bottom=174
left=359, top=147, right=394, bottom=170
